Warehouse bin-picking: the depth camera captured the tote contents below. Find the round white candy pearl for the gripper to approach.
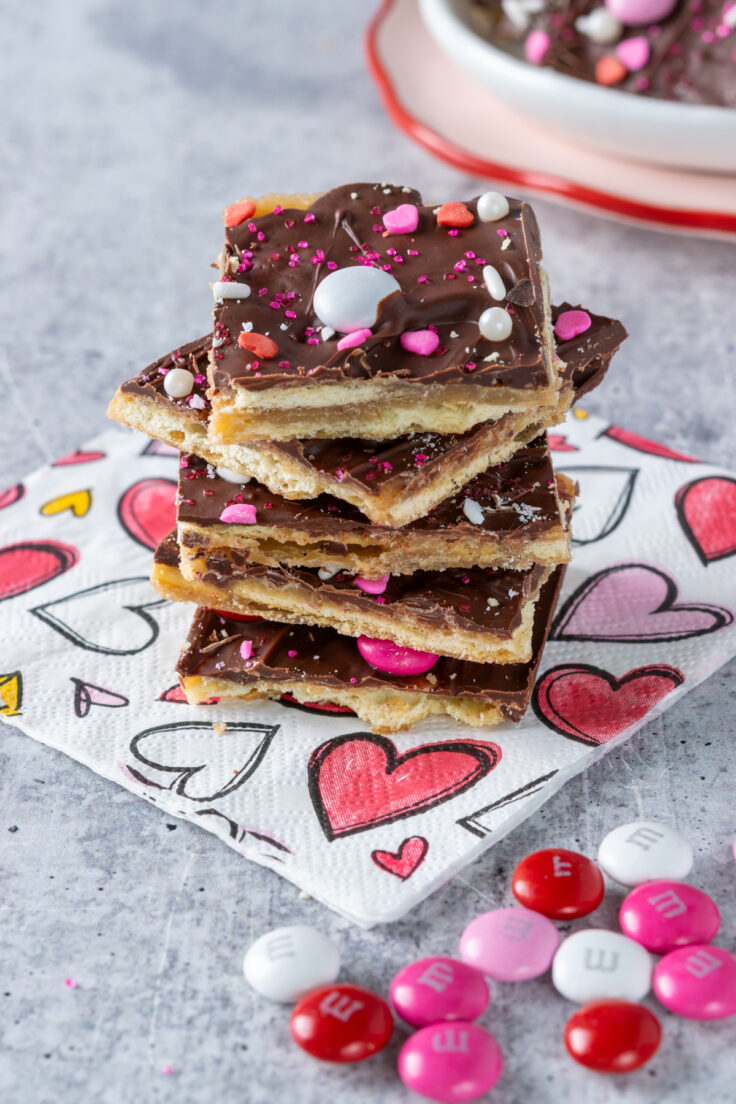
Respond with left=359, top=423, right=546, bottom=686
left=243, top=924, right=340, bottom=1003
left=215, top=465, right=250, bottom=484
left=477, top=191, right=510, bottom=222
left=575, top=7, right=622, bottom=43
left=552, top=929, right=652, bottom=1004
left=313, top=266, right=401, bottom=333
left=479, top=307, right=513, bottom=341
left=598, top=820, right=693, bottom=887
left=482, top=265, right=506, bottom=301
left=163, top=368, right=194, bottom=398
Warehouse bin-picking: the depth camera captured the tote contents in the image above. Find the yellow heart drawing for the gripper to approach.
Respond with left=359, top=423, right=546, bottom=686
left=40, top=489, right=92, bottom=518
left=0, top=671, right=22, bottom=716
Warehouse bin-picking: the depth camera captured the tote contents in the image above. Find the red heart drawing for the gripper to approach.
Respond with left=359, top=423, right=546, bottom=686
left=308, top=732, right=501, bottom=840
left=372, top=836, right=429, bottom=880
left=117, top=478, right=177, bottom=550
left=0, top=541, right=79, bottom=602
left=601, top=426, right=698, bottom=463
left=159, top=684, right=188, bottom=703
left=0, top=484, right=24, bottom=510
left=552, top=563, right=732, bottom=643
left=548, top=435, right=578, bottom=453
left=675, top=476, right=736, bottom=566
left=280, top=692, right=355, bottom=717
left=533, top=663, right=685, bottom=746
left=52, top=448, right=107, bottom=466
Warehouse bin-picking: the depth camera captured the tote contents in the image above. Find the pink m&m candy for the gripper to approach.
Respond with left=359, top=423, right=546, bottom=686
left=620, top=881, right=721, bottom=954
left=357, top=635, right=439, bottom=675
left=653, top=945, right=736, bottom=1020
left=605, top=0, right=677, bottom=26
left=398, top=1022, right=503, bottom=1103
left=460, top=907, right=559, bottom=981
left=391, top=957, right=489, bottom=1028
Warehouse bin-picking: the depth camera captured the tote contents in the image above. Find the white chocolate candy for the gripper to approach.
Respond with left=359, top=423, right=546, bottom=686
left=575, top=7, right=622, bottom=44
left=479, top=307, right=513, bottom=341
left=463, top=498, right=485, bottom=525
left=477, top=191, right=510, bottom=222
left=598, top=820, right=694, bottom=887
left=552, top=930, right=652, bottom=1004
left=163, top=368, right=194, bottom=398
left=215, top=465, right=250, bottom=484
left=243, top=925, right=340, bottom=1003
left=313, top=266, right=401, bottom=333
left=482, top=265, right=506, bottom=301
left=212, top=281, right=251, bottom=300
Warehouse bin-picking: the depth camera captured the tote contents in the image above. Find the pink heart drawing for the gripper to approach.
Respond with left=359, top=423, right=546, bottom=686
left=52, top=448, right=107, bottom=466
left=72, top=679, right=129, bottom=718
left=552, top=563, right=733, bottom=644
left=675, top=476, right=736, bottom=566
left=0, top=484, right=24, bottom=510
left=600, top=426, right=698, bottom=463
left=117, top=478, right=177, bottom=550
left=0, top=541, right=79, bottom=602
left=548, top=435, right=578, bottom=453
left=372, top=836, right=429, bottom=880
left=533, top=663, right=685, bottom=745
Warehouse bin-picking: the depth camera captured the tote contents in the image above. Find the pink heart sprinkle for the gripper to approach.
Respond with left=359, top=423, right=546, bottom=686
left=354, top=574, right=390, bottom=595
left=239, top=640, right=253, bottom=660
left=525, top=29, right=551, bottom=64
left=383, top=204, right=419, bottom=235
left=615, top=36, right=651, bottom=71
left=554, top=309, right=592, bottom=341
left=337, top=328, right=372, bottom=351
left=400, top=330, right=440, bottom=356
left=219, top=503, right=257, bottom=524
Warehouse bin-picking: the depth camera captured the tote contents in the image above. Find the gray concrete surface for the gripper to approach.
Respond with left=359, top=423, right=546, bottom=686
left=1, top=1, right=735, bottom=1101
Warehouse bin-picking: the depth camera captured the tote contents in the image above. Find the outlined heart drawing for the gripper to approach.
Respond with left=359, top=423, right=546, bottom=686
left=117, top=478, right=177, bottom=550
left=552, top=563, right=733, bottom=644
left=52, top=448, right=106, bottom=466
left=309, top=732, right=502, bottom=840
left=32, top=577, right=167, bottom=654
left=195, top=809, right=293, bottom=856
left=141, top=439, right=179, bottom=459
left=675, top=476, right=736, bottom=566
left=0, top=671, right=22, bottom=717
left=548, top=435, right=578, bottom=453
left=128, top=720, right=279, bottom=801
left=279, top=692, right=355, bottom=717
left=40, top=489, right=92, bottom=519
left=0, top=484, right=24, bottom=510
left=600, top=426, right=699, bottom=463
left=0, top=541, right=79, bottom=602
left=71, top=678, right=129, bottom=718
left=159, top=684, right=220, bottom=706
left=559, top=466, right=638, bottom=546
left=457, top=770, right=560, bottom=838
left=533, top=663, right=685, bottom=745
left=372, top=837, right=428, bottom=880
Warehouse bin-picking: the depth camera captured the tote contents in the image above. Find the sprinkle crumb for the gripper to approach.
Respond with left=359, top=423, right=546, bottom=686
left=298, top=888, right=312, bottom=899
left=162, top=1065, right=174, bottom=1076
left=426, top=673, right=437, bottom=685
left=212, top=722, right=227, bottom=736
left=64, top=978, right=77, bottom=989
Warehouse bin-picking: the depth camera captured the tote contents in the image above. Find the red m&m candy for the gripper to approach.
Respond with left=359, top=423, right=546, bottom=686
left=564, top=1000, right=662, bottom=1073
left=512, top=848, right=604, bottom=919
left=290, top=983, right=393, bottom=1062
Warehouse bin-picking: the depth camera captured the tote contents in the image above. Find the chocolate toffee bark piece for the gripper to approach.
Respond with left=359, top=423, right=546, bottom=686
left=471, top=0, right=736, bottom=107
left=207, top=183, right=561, bottom=441
left=176, top=448, right=576, bottom=579
left=153, top=530, right=552, bottom=664
left=107, top=303, right=625, bottom=527
left=175, top=567, right=566, bottom=735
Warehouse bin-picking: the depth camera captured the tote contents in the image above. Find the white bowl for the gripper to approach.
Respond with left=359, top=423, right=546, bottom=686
left=419, top=0, right=736, bottom=172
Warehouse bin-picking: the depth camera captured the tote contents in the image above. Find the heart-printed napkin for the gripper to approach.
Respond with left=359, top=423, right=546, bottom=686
left=1, top=413, right=735, bottom=926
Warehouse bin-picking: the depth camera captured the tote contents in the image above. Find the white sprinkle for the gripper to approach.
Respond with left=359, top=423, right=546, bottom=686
left=189, top=394, right=206, bottom=410
left=463, top=498, right=485, bottom=525
left=318, top=567, right=339, bottom=581
left=487, top=597, right=499, bottom=608
left=502, top=0, right=531, bottom=28
left=483, top=264, right=506, bottom=301
left=280, top=323, right=289, bottom=331
left=477, top=191, right=510, bottom=222
left=575, top=7, right=622, bottom=43
left=216, top=465, right=250, bottom=484
left=321, top=326, right=335, bottom=341
left=483, top=351, right=501, bottom=363
left=212, top=281, right=251, bottom=299
left=163, top=367, right=194, bottom=398
left=350, top=192, right=359, bottom=199
left=212, top=337, right=224, bottom=348
left=241, top=321, right=254, bottom=332
left=501, top=237, right=512, bottom=251
left=450, top=330, right=459, bottom=339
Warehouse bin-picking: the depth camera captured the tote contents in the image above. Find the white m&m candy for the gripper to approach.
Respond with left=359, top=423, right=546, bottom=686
left=598, top=820, right=693, bottom=887
left=552, top=930, right=652, bottom=1003
left=243, top=925, right=340, bottom=1003
left=313, top=266, right=401, bottom=333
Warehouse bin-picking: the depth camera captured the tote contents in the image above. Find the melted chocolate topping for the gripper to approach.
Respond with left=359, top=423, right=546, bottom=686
left=212, top=183, right=550, bottom=394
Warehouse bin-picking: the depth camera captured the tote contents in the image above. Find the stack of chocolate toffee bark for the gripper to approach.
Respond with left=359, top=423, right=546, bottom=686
left=109, top=184, right=626, bottom=734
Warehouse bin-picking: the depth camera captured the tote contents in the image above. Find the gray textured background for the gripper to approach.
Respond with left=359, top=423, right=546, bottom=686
left=1, top=1, right=735, bottom=1101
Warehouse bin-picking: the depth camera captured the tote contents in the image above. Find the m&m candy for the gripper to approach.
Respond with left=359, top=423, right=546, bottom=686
left=653, top=945, right=736, bottom=1020
left=398, top=1022, right=503, bottom=1103
left=511, top=848, right=604, bottom=919
left=564, top=1000, right=662, bottom=1073
left=390, top=957, right=489, bottom=1028
left=552, top=929, right=652, bottom=1003
left=459, top=907, right=560, bottom=982
left=243, top=925, right=340, bottom=1003
left=598, top=820, right=693, bottom=886
left=619, top=881, right=720, bottom=954
left=290, top=984, right=393, bottom=1062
